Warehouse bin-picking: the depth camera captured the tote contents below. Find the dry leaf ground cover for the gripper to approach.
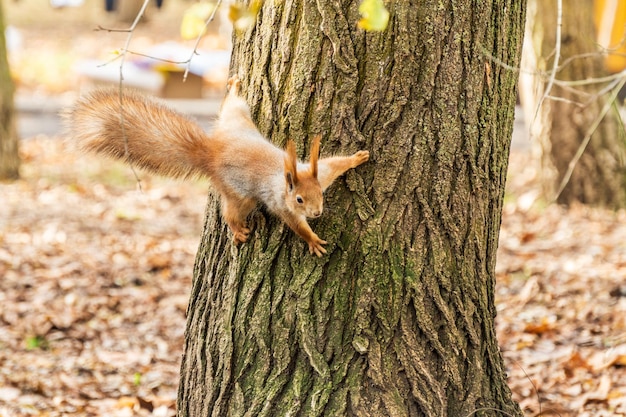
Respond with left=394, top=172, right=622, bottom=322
left=2, top=136, right=626, bottom=416
left=498, top=154, right=626, bottom=416
left=1, top=138, right=207, bottom=416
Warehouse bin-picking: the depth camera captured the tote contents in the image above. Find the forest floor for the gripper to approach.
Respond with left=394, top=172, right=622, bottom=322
left=3, top=136, right=626, bottom=417
left=3, top=2, right=626, bottom=416
left=497, top=156, right=626, bottom=416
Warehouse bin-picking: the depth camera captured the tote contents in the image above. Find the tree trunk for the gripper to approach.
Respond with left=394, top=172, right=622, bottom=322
left=178, top=1, right=525, bottom=416
left=519, top=0, right=626, bottom=207
left=0, top=3, right=19, bottom=180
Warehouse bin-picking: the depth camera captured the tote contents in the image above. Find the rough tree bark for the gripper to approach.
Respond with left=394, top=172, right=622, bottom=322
left=0, top=3, right=19, bottom=180
left=519, top=0, right=626, bottom=207
left=178, top=0, right=525, bottom=416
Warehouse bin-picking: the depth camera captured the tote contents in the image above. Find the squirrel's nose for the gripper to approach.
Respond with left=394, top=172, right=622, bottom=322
left=313, top=210, right=322, bottom=218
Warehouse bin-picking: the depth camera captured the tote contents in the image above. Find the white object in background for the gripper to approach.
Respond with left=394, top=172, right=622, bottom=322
left=5, top=26, right=23, bottom=53
left=50, top=0, right=84, bottom=8
left=140, top=42, right=231, bottom=77
left=75, top=59, right=165, bottom=93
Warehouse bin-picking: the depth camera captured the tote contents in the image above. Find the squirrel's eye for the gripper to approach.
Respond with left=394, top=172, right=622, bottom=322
left=296, top=196, right=304, bottom=204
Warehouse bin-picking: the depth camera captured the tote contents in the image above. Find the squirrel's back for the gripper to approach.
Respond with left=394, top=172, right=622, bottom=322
left=67, top=89, right=216, bottom=179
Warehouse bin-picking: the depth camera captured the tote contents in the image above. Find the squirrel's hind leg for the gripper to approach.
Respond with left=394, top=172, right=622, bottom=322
left=227, top=76, right=241, bottom=95
left=221, top=194, right=256, bottom=245
left=219, top=77, right=255, bottom=131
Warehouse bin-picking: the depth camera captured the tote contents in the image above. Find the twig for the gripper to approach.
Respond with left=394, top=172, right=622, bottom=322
left=117, top=0, right=151, bottom=90
left=581, top=76, right=623, bottom=106
left=98, top=0, right=225, bottom=190
left=545, top=94, right=585, bottom=107
left=113, top=0, right=152, bottom=192
left=96, top=49, right=191, bottom=69
left=122, top=50, right=192, bottom=65
left=182, top=0, right=224, bottom=82
left=480, top=44, right=536, bottom=75
left=553, top=75, right=626, bottom=202
left=553, top=68, right=626, bottom=87
left=95, top=25, right=132, bottom=33
left=555, top=51, right=603, bottom=73
left=483, top=43, right=626, bottom=89
left=533, top=0, right=563, bottom=124
left=548, top=76, right=624, bottom=108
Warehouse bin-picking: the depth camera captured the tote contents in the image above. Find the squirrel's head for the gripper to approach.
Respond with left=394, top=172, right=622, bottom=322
left=283, top=136, right=324, bottom=219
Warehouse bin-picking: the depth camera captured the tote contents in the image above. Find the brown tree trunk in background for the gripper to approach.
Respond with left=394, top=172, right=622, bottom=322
left=520, top=0, right=626, bottom=207
left=0, top=3, right=19, bottom=180
left=178, top=1, right=526, bottom=416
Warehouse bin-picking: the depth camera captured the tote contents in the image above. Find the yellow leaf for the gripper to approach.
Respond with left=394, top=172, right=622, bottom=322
left=180, top=3, right=216, bottom=40
left=229, top=0, right=263, bottom=32
left=357, top=0, right=389, bottom=32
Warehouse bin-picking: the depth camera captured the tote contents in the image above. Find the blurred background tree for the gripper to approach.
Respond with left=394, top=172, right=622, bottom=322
left=520, top=0, right=626, bottom=208
left=0, top=2, right=19, bottom=180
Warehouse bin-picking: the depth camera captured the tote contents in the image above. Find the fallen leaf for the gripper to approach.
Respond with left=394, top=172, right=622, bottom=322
left=523, top=316, right=556, bottom=335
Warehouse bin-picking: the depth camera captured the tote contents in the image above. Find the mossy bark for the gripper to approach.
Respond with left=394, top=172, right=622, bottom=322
left=0, top=3, right=19, bottom=180
left=520, top=0, right=626, bottom=207
left=178, top=1, right=525, bottom=416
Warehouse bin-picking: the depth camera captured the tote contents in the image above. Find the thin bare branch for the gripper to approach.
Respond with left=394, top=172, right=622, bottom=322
left=97, top=49, right=198, bottom=71
left=480, top=45, right=536, bottom=75
left=553, top=68, right=626, bottom=87
left=182, top=0, right=224, bottom=82
left=550, top=76, right=625, bottom=108
left=553, top=75, right=626, bottom=202
left=483, top=40, right=626, bottom=89
left=581, top=76, right=624, bottom=106
left=125, top=50, right=192, bottom=66
left=115, top=0, right=152, bottom=192
left=533, top=0, right=562, bottom=123
left=545, top=95, right=585, bottom=107
left=98, top=0, right=226, bottom=191
left=555, top=51, right=603, bottom=72
left=118, top=0, right=151, bottom=86
left=95, top=25, right=132, bottom=33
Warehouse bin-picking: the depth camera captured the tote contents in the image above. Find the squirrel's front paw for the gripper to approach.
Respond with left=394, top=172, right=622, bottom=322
left=307, top=235, right=328, bottom=257
left=352, top=150, right=370, bottom=167
left=232, top=226, right=251, bottom=245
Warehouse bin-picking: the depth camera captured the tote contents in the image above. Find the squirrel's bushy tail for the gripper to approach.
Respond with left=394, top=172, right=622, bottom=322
left=66, top=89, right=214, bottom=179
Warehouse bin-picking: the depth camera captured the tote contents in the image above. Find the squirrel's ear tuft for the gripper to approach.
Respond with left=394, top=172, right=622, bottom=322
left=309, top=135, right=320, bottom=178
left=285, top=172, right=295, bottom=192
left=284, top=140, right=298, bottom=189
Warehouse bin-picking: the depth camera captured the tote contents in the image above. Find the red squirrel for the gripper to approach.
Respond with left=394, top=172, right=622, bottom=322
left=66, top=78, right=369, bottom=256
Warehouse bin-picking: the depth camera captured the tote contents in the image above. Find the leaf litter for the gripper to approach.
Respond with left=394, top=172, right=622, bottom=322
left=1, top=136, right=207, bottom=416
left=2, top=137, right=626, bottom=416
left=498, top=150, right=626, bottom=416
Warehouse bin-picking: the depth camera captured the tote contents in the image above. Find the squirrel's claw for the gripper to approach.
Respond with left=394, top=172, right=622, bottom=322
left=352, top=150, right=370, bottom=167
left=308, top=237, right=328, bottom=257
left=227, top=76, right=241, bottom=95
left=232, top=226, right=251, bottom=245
